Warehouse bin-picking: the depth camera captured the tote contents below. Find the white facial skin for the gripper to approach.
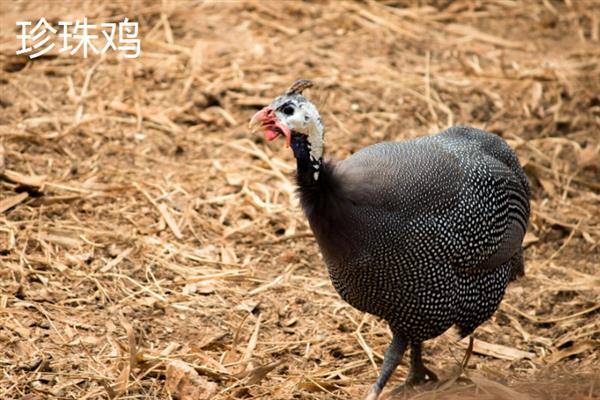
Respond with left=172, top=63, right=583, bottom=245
left=274, top=98, right=324, bottom=163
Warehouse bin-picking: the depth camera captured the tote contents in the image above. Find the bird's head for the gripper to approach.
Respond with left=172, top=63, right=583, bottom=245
left=249, top=80, right=323, bottom=150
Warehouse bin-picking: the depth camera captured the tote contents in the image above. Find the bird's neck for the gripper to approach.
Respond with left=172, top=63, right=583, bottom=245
left=290, top=132, right=323, bottom=188
left=289, top=131, right=352, bottom=266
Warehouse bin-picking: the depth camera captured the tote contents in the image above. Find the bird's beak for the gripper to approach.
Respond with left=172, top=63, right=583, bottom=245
left=248, top=107, right=269, bottom=133
left=248, top=106, right=292, bottom=147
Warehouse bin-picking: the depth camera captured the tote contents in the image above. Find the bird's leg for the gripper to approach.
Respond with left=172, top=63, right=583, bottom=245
left=461, top=335, right=474, bottom=370
left=364, top=335, right=407, bottom=400
left=404, top=342, right=438, bottom=386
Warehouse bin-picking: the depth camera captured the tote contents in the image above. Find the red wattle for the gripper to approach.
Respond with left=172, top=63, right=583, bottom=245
left=264, top=130, right=279, bottom=141
left=275, top=120, right=292, bottom=147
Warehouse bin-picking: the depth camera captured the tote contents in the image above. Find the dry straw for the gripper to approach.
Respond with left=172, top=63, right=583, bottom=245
left=0, top=1, right=599, bottom=399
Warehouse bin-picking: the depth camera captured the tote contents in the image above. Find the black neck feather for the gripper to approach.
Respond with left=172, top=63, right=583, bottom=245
left=289, top=133, right=353, bottom=261
left=290, top=133, right=322, bottom=189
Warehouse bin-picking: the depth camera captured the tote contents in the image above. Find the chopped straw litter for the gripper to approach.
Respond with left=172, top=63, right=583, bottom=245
left=1, top=1, right=599, bottom=399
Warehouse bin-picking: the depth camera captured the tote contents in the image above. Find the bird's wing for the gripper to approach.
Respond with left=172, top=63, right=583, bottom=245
left=333, top=133, right=528, bottom=272
left=333, top=139, right=465, bottom=217
left=464, top=154, right=529, bottom=271
left=435, top=126, right=530, bottom=271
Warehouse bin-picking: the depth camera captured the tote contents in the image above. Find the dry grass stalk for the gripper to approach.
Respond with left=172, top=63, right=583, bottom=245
left=1, top=1, right=599, bottom=399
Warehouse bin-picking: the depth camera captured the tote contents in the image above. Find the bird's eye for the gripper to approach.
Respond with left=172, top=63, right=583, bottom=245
left=282, top=105, right=294, bottom=116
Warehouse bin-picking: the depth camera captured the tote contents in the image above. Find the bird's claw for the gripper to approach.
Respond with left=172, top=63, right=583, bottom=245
left=388, top=368, right=439, bottom=397
left=405, top=367, right=438, bottom=386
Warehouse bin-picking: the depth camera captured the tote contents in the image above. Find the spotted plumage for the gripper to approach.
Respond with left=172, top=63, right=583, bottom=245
left=249, top=81, right=530, bottom=399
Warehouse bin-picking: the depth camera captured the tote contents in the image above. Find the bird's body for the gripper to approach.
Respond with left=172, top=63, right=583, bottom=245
left=250, top=80, right=530, bottom=399
left=297, top=126, right=529, bottom=343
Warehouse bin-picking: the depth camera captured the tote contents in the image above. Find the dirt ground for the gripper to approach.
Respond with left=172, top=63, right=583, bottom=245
left=1, top=1, right=599, bottom=399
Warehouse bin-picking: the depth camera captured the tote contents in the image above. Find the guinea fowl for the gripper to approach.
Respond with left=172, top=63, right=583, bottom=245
left=249, top=80, right=530, bottom=399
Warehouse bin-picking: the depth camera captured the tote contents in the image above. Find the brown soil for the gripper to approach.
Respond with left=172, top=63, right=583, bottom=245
left=1, top=1, right=599, bottom=399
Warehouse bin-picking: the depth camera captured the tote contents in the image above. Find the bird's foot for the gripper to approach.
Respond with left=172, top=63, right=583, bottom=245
left=388, top=368, right=438, bottom=397
left=405, top=366, right=438, bottom=386
left=364, top=384, right=382, bottom=400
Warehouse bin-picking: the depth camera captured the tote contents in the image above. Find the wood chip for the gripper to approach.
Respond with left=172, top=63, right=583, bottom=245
left=458, top=337, right=535, bottom=361
left=1, top=169, right=46, bottom=189
left=545, top=340, right=599, bottom=365
left=0, top=192, right=28, bottom=213
left=165, top=360, right=218, bottom=400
